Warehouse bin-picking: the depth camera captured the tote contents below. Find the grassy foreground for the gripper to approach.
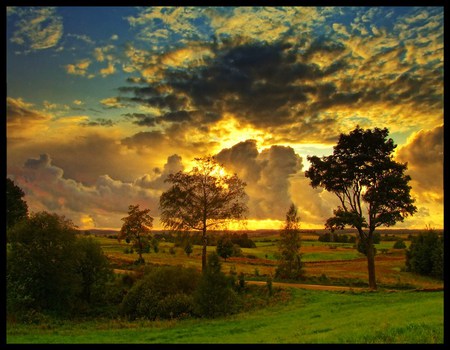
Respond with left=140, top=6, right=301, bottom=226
left=7, top=289, right=443, bottom=344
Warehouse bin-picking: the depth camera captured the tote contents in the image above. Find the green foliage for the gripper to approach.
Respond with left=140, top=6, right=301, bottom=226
left=119, top=204, right=154, bottom=264
left=393, top=239, right=407, bottom=249
left=6, top=178, right=28, bottom=230
left=318, top=232, right=355, bottom=243
left=229, top=232, right=256, bottom=248
left=74, top=237, right=113, bottom=304
left=193, top=252, right=240, bottom=318
left=305, top=126, right=417, bottom=289
left=159, top=156, right=248, bottom=271
left=406, top=230, right=443, bottom=280
left=216, top=234, right=235, bottom=260
left=120, top=265, right=201, bottom=320
left=7, top=212, right=114, bottom=318
left=7, top=212, right=81, bottom=315
left=275, top=203, right=303, bottom=280
left=356, top=236, right=378, bottom=256
left=184, top=240, right=193, bottom=256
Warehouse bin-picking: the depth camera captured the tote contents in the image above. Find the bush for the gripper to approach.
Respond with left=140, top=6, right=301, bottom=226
left=193, top=252, right=240, bottom=318
left=393, top=239, right=406, bottom=249
left=7, top=213, right=114, bottom=318
left=120, top=265, right=201, bottom=320
left=7, top=212, right=82, bottom=316
left=406, top=230, right=443, bottom=280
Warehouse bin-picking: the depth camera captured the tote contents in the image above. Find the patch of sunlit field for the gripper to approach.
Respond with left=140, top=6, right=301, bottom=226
left=93, top=234, right=442, bottom=290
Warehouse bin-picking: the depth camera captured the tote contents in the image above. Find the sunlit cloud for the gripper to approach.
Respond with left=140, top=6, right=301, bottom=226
left=8, top=7, right=63, bottom=52
left=100, top=97, right=125, bottom=108
left=65, top=58, right=92, bottom=76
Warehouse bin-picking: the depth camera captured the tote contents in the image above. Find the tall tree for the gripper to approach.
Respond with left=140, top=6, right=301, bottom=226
left=305, top=126, right=417, bottom=289
left=7, top=212, right=80, bottom=314
left=118, top=204, right=154, bottom=264
left=275, top=203, right=303, bottom=280
left=160, top=156, right=248, bottom=272
left=6, top=178, right=28, bottom=229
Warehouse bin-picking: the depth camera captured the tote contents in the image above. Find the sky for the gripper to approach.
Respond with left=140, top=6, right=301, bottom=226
left=6, top=6, right=444, bottom=231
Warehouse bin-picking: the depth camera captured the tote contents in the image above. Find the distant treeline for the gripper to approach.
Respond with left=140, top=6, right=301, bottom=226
left=86, top=230, right=257, bottom=249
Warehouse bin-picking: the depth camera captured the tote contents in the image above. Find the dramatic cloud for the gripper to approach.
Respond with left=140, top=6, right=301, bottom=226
left=396, top=125, right=444, bottom=205
left=134, top=154, right=184, bottom=191
left=9, top=154, right=182, bottom=229
left=216, top=140, right=302, bottom=220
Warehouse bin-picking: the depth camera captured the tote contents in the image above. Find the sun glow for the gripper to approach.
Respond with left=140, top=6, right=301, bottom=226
left=209, top=114, right=272, bottom=152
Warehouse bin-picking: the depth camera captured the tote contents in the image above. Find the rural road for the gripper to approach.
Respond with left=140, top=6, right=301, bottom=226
left=247, top=280, right=368, bottom=292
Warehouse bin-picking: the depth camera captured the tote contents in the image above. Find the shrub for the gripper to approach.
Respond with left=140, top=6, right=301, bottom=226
left=406, top=230, right=443, bottom=280
left=193, top=252, right=240, bottom=318
left=7, top=212, right=114, bottom=318
left=7, top=212, right=81, bottom=316
left=156, top=293, right=195, bottom=319
left=216, top=234, right=234, bottom=260
left=393, top=239, right=406, bottom=249
left=120, top=265, right=201, bottom=320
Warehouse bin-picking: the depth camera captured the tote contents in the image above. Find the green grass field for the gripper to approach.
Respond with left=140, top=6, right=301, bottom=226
left=7, top=289, right=443, bottom=344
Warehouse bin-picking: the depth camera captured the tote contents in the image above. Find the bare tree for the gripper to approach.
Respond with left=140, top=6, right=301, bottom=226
left=160, top=156, right=248, bottom=272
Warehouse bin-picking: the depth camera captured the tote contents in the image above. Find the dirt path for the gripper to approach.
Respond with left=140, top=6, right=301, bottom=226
left=247, top=280, right=368, bottom=292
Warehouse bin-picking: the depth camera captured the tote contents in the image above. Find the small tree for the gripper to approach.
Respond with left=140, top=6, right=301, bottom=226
left=305, top=126, right=417, bottom=289
left=406, top=229, right=443, bottom=280
left=160, top=156, right=248, bottom=272
left=6, top=178, right=28, bottom=230
left=393, top=239, right=406, bottom=249
left=75, top=237, right=113, bottom=304
left=184, top=240, right=193, bottom=257
left=216, top=234, right=235, bottom=260
left=7, top=212, right=81, bottom=315
left=193, top=252, right=240, bottom=318
left=275, top=203, right=303, bottom=280
left=119, top=204, right=154, bottom=264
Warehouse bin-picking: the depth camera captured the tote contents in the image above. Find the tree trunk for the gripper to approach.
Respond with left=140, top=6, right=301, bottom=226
left=137, top=236, right=143, bottom=263
left=366, top=232, right=377, bottom=290
left=202, top=225, right=207, bottom=273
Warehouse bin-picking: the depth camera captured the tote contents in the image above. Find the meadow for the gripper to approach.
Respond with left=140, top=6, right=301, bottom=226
left=7, top=288, right=443, bottom=343
left=6, top=229, right=444, bottom=344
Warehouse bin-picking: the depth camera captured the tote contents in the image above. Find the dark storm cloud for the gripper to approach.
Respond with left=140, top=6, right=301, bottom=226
left=123, top=113, right=156, bottom=126
left=81, top=118, right=115, bottom=127
left=118, top=39, right=352, bottom=131
left=121, top=131, right=168, bottom=149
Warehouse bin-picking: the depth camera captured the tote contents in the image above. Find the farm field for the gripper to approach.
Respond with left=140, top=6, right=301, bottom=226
left=7, top=288, right=443, bottom=343
left=97, top=231, right=444, bottom=290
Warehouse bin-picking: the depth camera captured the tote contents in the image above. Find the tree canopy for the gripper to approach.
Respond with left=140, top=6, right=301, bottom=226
left=119, top=204, right=154, bottom=264
left=6, top=178, right=28, bottom=230
left=160, top=156, right=248, bottom=271
left=305, top=126, right=417, bottom=289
